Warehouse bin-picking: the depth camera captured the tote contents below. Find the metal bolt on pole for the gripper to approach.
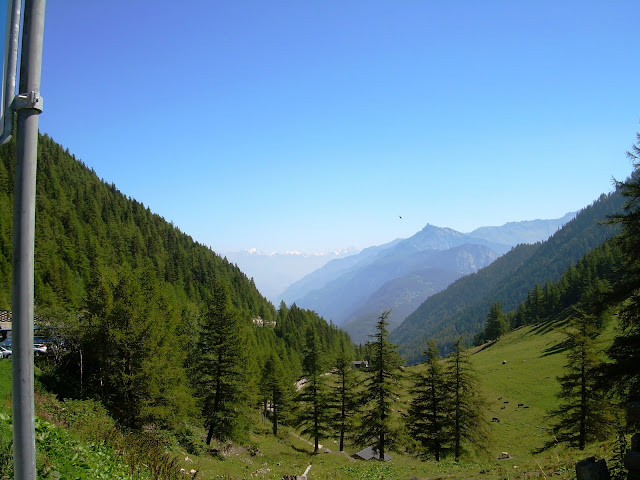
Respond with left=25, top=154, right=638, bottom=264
left=11, top=0, right=46, bottom=479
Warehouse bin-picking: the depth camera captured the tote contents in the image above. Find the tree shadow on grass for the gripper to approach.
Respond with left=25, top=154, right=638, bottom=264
left=289, top=444, right=314, bottom=455
left=541, top=338, right=571, bottom=357
left=532, top=438, right=558, bottom=455
left=474, top=340, right=497, bottom=353
left=529, top=317, right=569, bottom=336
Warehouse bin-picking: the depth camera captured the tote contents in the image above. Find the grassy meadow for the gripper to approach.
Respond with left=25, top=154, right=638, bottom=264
left=0, top=316, right=625, bottom=479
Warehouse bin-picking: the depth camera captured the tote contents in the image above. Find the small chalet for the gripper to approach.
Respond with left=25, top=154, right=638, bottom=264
left=351, top=446, right=392, bottom=462
left=351, top=360, right=369, bottom=370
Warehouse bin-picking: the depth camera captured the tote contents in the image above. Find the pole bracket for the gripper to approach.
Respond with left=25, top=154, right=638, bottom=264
left=12, top=91, right=43, bottom=113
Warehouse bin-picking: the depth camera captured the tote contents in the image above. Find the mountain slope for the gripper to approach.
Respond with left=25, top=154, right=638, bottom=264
left=0, top=134, right=272, bottom=316
left=341, top=243, right=500, bottom=344
left=341, top=267, right=461, bottom=344
left=291, top=226, right=503, bottom=325
left=279, top=239, right=402, bottom=304
left=391, top=191, right=624, bottom=363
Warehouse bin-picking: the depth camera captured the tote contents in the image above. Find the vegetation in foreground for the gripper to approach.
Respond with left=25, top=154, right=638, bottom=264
left=0, top=315, right=629, bottom=479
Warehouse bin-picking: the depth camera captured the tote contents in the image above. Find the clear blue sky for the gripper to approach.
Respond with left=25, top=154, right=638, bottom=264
left=26, top=1, right=640, bottom=252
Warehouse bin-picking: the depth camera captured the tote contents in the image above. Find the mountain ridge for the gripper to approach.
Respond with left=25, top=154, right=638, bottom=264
left=286, top=226, right=503, bottom=327
left=465, top=211, right=576, bottom=245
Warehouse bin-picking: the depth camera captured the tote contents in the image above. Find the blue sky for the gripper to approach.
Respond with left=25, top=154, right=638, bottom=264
left=20, top=1, right=640, bottom=252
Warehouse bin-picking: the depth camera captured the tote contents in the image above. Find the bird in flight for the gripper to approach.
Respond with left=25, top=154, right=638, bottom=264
left=399, top=215, right=403, bottom=220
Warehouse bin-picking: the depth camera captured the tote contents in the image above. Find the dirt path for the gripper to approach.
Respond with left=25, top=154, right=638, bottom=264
left=290, top=432, right=332, bottom=453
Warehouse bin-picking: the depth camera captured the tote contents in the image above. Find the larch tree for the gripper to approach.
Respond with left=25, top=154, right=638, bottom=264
left=447, top=338, right=489, bottom=462
left=194, top=278, right=246, bottom=445
left=260, top=353, right=289, bottom=436
left=295, top=326, right=330, bottom=453
left=330, top=346, right=357, bottom=452
left=484, top=302, right=509, bottom=342
left=551, top=308, right=614, bottom=449
left=357, top=311, right=403, bottom=460
left=606, top=135, right=640, bottom=402
left=84, top=263, right=193, bottom=429
left=406, top=341, right=451, bottom=461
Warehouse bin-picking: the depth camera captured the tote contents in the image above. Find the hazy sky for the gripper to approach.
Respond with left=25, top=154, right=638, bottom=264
left=27, top=1, right=640, bottom=253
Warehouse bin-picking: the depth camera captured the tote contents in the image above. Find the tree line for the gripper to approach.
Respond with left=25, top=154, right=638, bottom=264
left=280, top=311, right=490, bottom=462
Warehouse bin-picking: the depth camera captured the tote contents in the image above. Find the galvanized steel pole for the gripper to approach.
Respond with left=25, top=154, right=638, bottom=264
left=11, top=1, right=46, bottom=479
left=0, top=0, right=21, bottom=144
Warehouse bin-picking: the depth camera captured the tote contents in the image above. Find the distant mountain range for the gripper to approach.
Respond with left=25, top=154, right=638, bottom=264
left=279, top=214, right=576, bottom=344
left=340, top=244, right=497, bottom=344
left=223, top=248, right=358, bottom=303
left=390, top=196, right=621, bottom=363
left=465, top=211, right=576, bottom=245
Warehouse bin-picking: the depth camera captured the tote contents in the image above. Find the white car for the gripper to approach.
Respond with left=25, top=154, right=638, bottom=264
left=0, top=346, right=11, bottom=359
left=33, top=343, right=47, bottom=356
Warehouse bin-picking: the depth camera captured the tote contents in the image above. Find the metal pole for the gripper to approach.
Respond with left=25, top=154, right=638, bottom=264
left=0, top=0, right=21, bottom=144
left=12, top=1, right=46, bottom=479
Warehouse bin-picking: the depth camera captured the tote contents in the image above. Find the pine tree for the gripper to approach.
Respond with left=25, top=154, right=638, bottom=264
left=295, top=327, right=329, bottom=453
left=447, top=338, right=489, bottom=461
left=357, top=311, right=403, bottom=460
left=550, top=308, right=614, bottom=449
left=194, top=279, right=246, bottom=444
left=406, top=341, right=451, bottom=461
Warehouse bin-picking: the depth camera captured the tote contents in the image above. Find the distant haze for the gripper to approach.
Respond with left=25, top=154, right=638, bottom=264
left=223, top=248, right=359, bottom=303
left=466, top=212, right=577, bottom=246
left=232, top=212, right=576, bottom=311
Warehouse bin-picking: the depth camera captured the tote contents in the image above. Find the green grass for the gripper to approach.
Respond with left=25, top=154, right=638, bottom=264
left=0, top=318, right=626, bottom=479
left=474, top=321, right=569, bottom=457
left=0, top=360, right=160, bottom=479
left=473, top=316, right=619, bottom=459
left=183, top=317, right=621, bottom=480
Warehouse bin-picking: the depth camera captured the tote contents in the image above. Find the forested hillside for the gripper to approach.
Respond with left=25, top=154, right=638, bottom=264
left=0, top=134, right=270, bottom=315
left=392, top=190, right=625, bottom=363
left=0, top=133, right=354, bottom=431
left=474, top=236, right=623, bottom=345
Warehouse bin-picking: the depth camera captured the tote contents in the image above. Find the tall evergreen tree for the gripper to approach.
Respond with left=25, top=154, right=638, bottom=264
left=484, top=302, right=509, bottom=341
left=357, top=311, right=403, bottom=460
left=83, top=264, right=193, bottom=429
left=606, top=135, right=640, bottom=402
left=551, top=308, right=614, bottom=449
left=406, top=341, right=451, bottom=461
left=447, top=338, right=489, bottom=461
left=260, top=353, right=289, bottom=436
left=330, top=346, right=356, bottom=452
left=194, top=279, right=247, bottom=445
left=295, top=327, right=330, bottom=453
